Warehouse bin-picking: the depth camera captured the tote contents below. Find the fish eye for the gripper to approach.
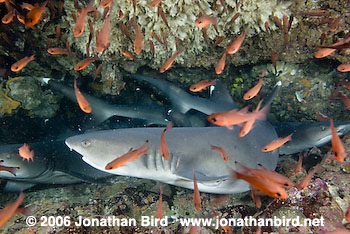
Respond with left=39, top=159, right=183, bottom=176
left=81, top=140, right=91, bottom=147
left=211, top=117, right=216, bottom=122
left=276, top=192, right=281, bottom=197
left=284, top=183, right=289, bottom=187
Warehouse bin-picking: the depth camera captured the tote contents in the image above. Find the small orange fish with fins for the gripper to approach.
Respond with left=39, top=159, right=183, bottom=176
left=193, top=169, right=201, bottom=211
left=226, top=30, right=246, bottom=55
left=189, top=79, right=216, bottom=92
left=261, top=133, right=293, bottom=152
left=160, top=49, right=184, bottom=73
left=297, top=164, right=321, bottom=191
left=74, top=56, right=97, bottom=71
left=0, top=192, right=25, bottom=228
left=11, top=55, right=35, bottom=72
left=24, top=0, right=47, bottom=26
left=18, top=143, right=34, bottom=162
left=215, top=52, right=226, bottom=75
left=133, top=17, right=142, bottom=55
left=105, top=141, right=149, bottom=170
left=96, top=13, right=111, bottom=53
left=231, top=167, right=288, bottom=199
left=243, top=70, right=265, bottom=100
left=155, top=187, right=163, bottom=222
left=211, top=145, right=229, bottom=162
left=73, top=1, right=93, bottom=37
left=160, top=122, right=173, bottom=160
left=74, top=79, right=91, bottom=113
left=330, top=119, right=346, bottom=162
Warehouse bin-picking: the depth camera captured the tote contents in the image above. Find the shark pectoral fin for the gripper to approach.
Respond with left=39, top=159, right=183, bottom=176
left=2, top=181, right=37, bottom=192
left=60, top=170, right=112, bottom=185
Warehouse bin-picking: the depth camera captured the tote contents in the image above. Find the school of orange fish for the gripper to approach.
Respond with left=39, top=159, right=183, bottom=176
left=0, top=0, right=350, bottom=233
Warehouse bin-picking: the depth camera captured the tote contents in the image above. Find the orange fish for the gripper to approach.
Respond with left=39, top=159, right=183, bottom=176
left=330, top=119, right=346, bottom=162
left=226, top=30, right=246, bottom=55
left=236, top=162, right=294, bottom=188
left=100, top=0, right=113, bottom=8
left=211, top=35, right=225, bottom=49
left=243, top=70, right=265, bottom=100
left=215, top=52, right=226, bottom=75
left=11, top=54, right=35, bottom=72
left=271, top=50, right=277, bottom=74
left=149, top=0, right=161, bottom=8
left=24, top=0, right=47, bottom=26
left=238, top=101, right=265, bottom=137
left=294, top=153, right=303, bottom=175
left=193, top=169, right=201, bottom=211
left=189, top=79, right=216, bottom=92
left=346, top=202, right=350, bottom=222
left=297, top=163, right=321, bottom=191
left=314, top=48, right=336, bottom=58
left=157, top=6, right=170, bottom=30
left=195, top=12, right=218, bottom=34
left=149, top=39, right=155, bottom=58
left=300, top=10, right=329, bottom=17
left=329, top=17, right=340, bottom=32
left=74, top=56, right=97, bottom=71
left=160, top=122, right=173, bottom=160
left=335, top=90, right=350, bottom=110
left=47, top=48, right=72, bottom=55
left=160, top=49, right=184, bottom=73
left=18, top=143, right=34, bottom=162
left=231, top=168, right=288, bottom=199
left=207, top=106, right=265, bottom=129
left=105, top=141, right=149, bottom=170
left=2, top=10, right=14, bottom=24
left=73, top=1, right=93, bottom=37
left=121, top=50, right=137, bottom=60
left=250, top=186, right=262, bottom=208
left=96, top=13, right=111, bottom=53
left=74, top=79, right=91, bottom=113
left=335, top=80, right=350, bottom=90
left=273, top=16, right=282, bottom=29
left=133, top=18, right=142, bottom=55
left=337, top=64, right=350, bottom=72
left=155, top=187, right=163, bottom=221
left=228, top=12, right=240, bottom=25
left=0, top=192, right=25, bottom=228
left=94, top=63, right=103, bottom=80
left=211, top=145, right=229, bottom=162
left=261, top=133, right=293, bottom=152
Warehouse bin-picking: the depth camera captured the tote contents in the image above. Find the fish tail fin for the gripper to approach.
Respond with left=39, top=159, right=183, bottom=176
left=256, top=104, right=270, bottom=121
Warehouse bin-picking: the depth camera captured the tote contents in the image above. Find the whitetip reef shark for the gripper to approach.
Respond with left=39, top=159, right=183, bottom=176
left=0, top=141, right=111, bottom=192
left=60, top=74, right=350, bottom=194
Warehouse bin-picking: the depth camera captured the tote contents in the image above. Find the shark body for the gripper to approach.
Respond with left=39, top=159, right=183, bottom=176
left=0, top=141, right=111, bottom=192
left=65, top=121, right=278, bottom=194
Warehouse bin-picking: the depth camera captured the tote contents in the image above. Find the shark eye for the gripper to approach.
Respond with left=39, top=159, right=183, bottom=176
left=81, top=140, right=91, bottom=148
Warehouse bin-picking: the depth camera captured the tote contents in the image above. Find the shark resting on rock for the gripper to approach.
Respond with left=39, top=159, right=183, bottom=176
left=60, top=74, right=350, bottom=194
left=1, top=74, right=350, bottom=193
